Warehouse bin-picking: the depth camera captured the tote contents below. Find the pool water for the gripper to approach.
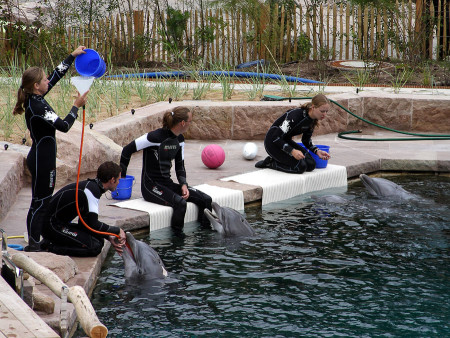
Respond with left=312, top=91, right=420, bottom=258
left=85, top=175, right=450, bottom=337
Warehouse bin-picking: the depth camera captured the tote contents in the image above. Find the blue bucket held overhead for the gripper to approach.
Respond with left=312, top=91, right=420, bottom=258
left=75, top=48, right=106, bottom=78
left=111, top=175, right=135, bottom=200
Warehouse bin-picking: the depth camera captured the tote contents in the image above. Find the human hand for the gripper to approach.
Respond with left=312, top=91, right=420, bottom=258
left=181, top=185, right=189, bottom=200
left=74, top=90, right=89, bottom=108
left=71, top=46, right=87, bottom=57
left=317, top=150, right=331, bottom=160
left=109, top=229, right=126, bottom=255
left=291, top=149, right=305, bottom=160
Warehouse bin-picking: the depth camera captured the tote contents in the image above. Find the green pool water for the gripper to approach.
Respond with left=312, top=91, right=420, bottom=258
left=84, top=175, right=450, bottom=337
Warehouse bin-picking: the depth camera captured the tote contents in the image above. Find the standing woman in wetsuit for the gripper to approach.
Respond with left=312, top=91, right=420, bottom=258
left=120, top=106, right=212, bottom=238
left=255, top=93, right=331, bottom=174
left=12, top=46, right=89, bottom=251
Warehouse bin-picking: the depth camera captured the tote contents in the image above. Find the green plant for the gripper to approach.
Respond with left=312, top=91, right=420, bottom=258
left=151, top=78, right=170, bottom=102
left=422, top=63, right=433, bottom=87
left=385, top=67, right=414, bottom=93
left=168, top=80, right=189, bottom=101
left=245, top=76, right=266, bottom=100
left=217, top=74, right=235, bottom=101
left=343, top=68, right=371, bottom=91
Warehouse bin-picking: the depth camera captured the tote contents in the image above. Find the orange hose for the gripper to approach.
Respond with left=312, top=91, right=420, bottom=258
left=75, top=106, right=120, bottom=239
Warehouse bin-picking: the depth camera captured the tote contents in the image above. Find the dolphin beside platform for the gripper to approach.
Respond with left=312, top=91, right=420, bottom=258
left=112, top=165, right=348, bottom=231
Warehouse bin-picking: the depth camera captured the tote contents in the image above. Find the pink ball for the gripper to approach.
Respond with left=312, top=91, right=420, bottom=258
left=201, top=144, right=225, bottom=169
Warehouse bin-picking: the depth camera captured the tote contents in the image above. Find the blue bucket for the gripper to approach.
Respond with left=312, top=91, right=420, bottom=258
left=297, top=143, right=330, bottom=168
left=75, top=49, right=106, bottom=78
left=111, top=175, right=135, bottom=200
left=310, top=145, right=330, bottom=168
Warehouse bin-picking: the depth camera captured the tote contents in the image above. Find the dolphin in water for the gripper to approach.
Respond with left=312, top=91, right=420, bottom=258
left=121, top=232, right=168, bottom=280
left=204, top=202, right=256, bottom=237
left=311, top=194, right=348, bottom=204
left=359, top=174, right=415, bottom=200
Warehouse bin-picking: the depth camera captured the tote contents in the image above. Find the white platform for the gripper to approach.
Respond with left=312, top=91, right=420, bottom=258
left=113, top=184, right=244, bottom=231
left=113, top=165, right=347, bottom=231
left=221, top=164, right=348, bottom=205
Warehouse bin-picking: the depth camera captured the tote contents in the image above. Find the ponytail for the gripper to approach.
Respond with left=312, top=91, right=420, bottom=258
left=13, top=66, right=45, bottom=115
left=163, top=106, right=191, bottom=129
left=13, top=87, right=28, bottom=115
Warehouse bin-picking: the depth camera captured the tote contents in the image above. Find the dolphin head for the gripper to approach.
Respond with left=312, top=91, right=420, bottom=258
left=204, top=202, right=255, bottom=237
left=359, top=174, right=413, bottom=199
left=122, top=232, right=168, bottom=280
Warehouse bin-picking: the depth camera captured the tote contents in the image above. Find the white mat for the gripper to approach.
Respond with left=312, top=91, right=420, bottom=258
left=221, top=164, right=347, bottom=205
left=113, top=184, right=244, bottom=231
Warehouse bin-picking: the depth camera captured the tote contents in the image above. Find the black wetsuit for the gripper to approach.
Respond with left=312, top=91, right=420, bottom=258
left=264, top=107, right=318, bottom=174
left=120, top=128, right=212, bottom=234
left=25, top=55, right=79, bottom=243
left=43, top=178, right=120, bottom=257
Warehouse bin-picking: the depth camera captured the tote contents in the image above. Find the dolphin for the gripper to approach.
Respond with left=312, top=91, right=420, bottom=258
left=204, top=202, right=256, bottom=237
left=359, top=174, right=415, bottom=200
left=121, top=232, right=168, bottom=280
left=311, top=194, right=348, bottom=204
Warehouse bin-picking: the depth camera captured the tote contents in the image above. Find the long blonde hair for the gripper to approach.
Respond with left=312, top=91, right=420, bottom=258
left=13, top=67, right=45, bottom=115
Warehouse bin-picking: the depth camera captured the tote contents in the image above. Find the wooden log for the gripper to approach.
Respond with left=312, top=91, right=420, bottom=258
left=69, top=285, right=108, bottom=338
left=12, top=253, right=107, bottom=338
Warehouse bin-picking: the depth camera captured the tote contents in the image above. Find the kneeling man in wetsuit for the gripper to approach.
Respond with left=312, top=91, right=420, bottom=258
left=42, top=161, right=126, bottom=257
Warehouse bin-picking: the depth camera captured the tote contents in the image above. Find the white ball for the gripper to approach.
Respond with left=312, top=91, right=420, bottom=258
left=243, top=142, right=258, bottom=160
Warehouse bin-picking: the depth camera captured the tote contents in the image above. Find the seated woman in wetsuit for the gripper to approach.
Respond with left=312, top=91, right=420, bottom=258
left=255, top=93, right=331, bottom=174
left=119, top=106, right=212, bottom=238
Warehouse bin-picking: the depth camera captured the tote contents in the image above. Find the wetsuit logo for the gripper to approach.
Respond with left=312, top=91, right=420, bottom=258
left=43, top=109, right=58, bottom=123
left=49, top=169, right=56, bottom=188
left=164, top=145, right=177, bottom=151
left=154, top=149, right=158, bottom=160
left=152, top=186, right=163, bottom=196
left=280, top=119, right=291, bottom=133
left=56, top=62, right=69, bottom=73
left=62, top=227, right=78, bottom=237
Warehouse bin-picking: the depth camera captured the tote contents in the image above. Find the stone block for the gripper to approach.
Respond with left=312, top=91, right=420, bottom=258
left=56, top=121, right=122, bottom=186
left=412, top=99, right=450, bottom=132
left=232, top=104, right=292, bottom=140
left=0, top=151, right=24, bottom=221
left=363, top=96, right=413, bottom=131
left=185, top=105, right=233, bottom=140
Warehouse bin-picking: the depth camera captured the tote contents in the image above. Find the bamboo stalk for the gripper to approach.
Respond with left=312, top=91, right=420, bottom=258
left=280, top=5, right=285, bottom=61
left=346, top=5, right=350, bottom=59
left=312, top=6, right=317, bottom=59
left=437, top=0, right=441, bottom=58
left=370, top=7, right=374, bottom=57
left=340, top=3, right=344, bottom=59
left=293, top=6, right=298, bottom=59
left=306, top=9, right=310, bottom=59
left=332, top=4, right=337, bottom=59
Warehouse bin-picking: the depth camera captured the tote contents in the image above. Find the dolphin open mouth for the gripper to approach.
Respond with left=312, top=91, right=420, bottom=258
left=204, top=202, right=225, bottom=234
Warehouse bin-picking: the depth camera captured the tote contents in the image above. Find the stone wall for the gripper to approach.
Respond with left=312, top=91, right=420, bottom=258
left=94, top=93, right=450, bottom=145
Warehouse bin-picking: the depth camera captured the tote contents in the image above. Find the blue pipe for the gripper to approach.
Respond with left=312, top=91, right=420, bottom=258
left=107, top=70, right=323, bottom=84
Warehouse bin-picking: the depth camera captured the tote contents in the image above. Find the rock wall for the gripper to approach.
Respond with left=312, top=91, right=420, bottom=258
left=94, top=93, right=450, bottom=144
